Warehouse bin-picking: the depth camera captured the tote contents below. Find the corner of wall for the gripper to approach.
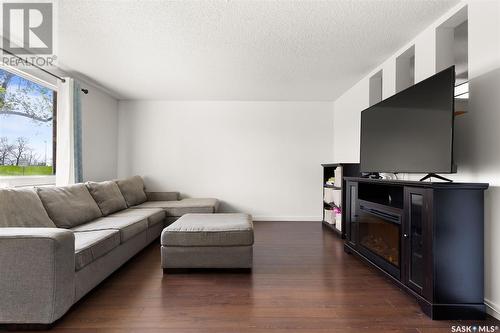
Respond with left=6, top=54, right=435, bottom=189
left=81, top=84, right=120, bottom=182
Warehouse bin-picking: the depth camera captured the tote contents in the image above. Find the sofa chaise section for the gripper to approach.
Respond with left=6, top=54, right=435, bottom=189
left=115, top=176, right=219, bottom=223
left=0, top=175, right=220, bottom=326
left=133, top=198, right=219, bottom=218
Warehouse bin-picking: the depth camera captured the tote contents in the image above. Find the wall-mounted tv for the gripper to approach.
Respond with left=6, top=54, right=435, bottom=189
left=360, top=66, right=456, bottom=174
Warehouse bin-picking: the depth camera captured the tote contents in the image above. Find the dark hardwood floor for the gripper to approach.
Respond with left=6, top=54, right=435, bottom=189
left=42, top=222, right=498, bottom=332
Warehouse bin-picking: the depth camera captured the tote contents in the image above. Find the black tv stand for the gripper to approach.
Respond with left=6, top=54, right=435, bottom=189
left=419, top=173, right=453, bottom=182
left=343, top=177, right=489, bottom=319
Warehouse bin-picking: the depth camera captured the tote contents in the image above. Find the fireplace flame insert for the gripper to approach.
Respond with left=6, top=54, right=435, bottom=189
left=357, top=202, right=402, bottom=278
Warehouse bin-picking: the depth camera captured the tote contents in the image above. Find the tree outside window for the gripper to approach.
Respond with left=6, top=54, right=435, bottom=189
left=0, top=68, right=56, bottom=176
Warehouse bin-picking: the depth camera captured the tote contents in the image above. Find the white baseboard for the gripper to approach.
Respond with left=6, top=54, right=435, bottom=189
left=485, top=298, right=500, bottom=320
left=252, top=216, right=322, bottom=222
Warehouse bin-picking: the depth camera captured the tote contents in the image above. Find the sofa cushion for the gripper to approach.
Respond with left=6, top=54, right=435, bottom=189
left=71, top=216, right=148, bottom=243
left=86, top=181, right=127, bottom=216
left=110, top=208, right=165, bottom=227
left=161, top=213, right=254, bottom=247
left=115, top=176, right=147, bottom=207
left=0, top=188, right=56, bottom=227
left=74, top=230, right=121, bottom=271
left=132, top=198, right=219, bottom=217
left=37, top=184, right=103, bottom=228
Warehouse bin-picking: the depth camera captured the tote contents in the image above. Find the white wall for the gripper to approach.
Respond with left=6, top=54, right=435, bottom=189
left=118, top=101, right=333, bottom=221
left=333, top=80, right=368, bottom=163
left=332, top=1, right=500, bottom=318
left=81, top=85, right=119, bottom=182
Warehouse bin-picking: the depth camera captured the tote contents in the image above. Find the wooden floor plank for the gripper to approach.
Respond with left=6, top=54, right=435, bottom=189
left=35, top=221, right=498, bottom=332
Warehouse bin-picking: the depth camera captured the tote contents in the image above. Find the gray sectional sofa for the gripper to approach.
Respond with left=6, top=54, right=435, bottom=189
left=0, top=176, right=218, bottom=326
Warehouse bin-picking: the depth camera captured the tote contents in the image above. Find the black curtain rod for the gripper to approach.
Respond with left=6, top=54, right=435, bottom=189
left=1, top=47, right=88, bottom=94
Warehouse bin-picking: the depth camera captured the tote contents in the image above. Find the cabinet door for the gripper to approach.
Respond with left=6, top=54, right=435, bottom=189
left=345, top=181, right=359, bottom=247
left=403, top=187, right=432, bottom=299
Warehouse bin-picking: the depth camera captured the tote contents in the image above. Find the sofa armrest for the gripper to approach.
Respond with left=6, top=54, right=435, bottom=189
left=146, top=191, right=180, bottom=201
left=0, top=228, right=75, bottom=324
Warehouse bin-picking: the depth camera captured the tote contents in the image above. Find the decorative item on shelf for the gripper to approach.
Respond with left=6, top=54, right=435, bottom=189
left=324, top=187, right=341, bottom=206
left=333, top=207, right=342, bottom=231
left=324, top=208, right=335, bottom=224
left=323, top=187, right=333, bottom=203
left=325, top=177, right=335, bottom=186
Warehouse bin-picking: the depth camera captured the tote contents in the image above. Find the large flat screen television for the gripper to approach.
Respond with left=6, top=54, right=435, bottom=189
left=360, top=66, right=456, bottom=174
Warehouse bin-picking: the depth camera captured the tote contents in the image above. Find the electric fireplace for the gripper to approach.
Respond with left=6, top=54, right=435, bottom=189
left=357, top=202, right=402, bottom=278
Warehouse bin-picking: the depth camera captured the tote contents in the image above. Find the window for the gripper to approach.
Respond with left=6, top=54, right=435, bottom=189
left=0, top=68, right=56, bottom=179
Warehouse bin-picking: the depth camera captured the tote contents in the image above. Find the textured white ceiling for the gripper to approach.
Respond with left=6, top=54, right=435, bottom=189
left=57, top=0, right=459, bottom=100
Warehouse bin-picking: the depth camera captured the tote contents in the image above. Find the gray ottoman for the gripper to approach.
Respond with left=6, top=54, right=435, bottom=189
left=161, top=213, right=254, bottom=271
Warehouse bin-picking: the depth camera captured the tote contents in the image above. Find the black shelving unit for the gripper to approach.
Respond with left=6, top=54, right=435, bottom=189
left=321, top=163, right=360, bottom=238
